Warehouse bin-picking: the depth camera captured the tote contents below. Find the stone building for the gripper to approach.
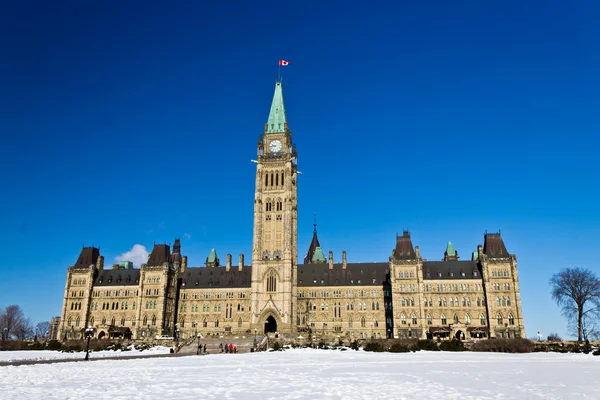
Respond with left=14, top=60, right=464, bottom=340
left=58, top=81, right=525, bottom=341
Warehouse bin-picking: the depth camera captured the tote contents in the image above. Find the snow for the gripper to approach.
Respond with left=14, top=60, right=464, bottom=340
left=1, top=348, right=599, bottom=399
left=0, top=345, right=172, bottom=362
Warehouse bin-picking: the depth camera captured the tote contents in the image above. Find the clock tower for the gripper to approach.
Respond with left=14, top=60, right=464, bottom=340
left=250, top=81, right=298, bottom=334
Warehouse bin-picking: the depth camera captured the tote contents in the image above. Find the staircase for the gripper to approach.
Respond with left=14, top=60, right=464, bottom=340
left=177, top=335, right=264, bottom=355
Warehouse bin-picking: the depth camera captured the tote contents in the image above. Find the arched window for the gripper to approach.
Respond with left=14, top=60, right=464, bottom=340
left=496, top=297, right=501, bottom=306
left=497, top=313, right=503, bottom=325
left=152, top=315, right=157, bottom=326
left=238, top=318, right=242, bottom=328
left=214, top=319, right=219, bottom=328
left=477, top=298, right=481, bottom=307
left=411, top=313, right=417, bottom=325
left=348, top=316, right=353, bottom=327
left=265, top=173, right=268, bottom=187
left=281, top=172, right=284, bottom=186
left=443, top=297, right=447, bottom=306
left=67, top=316, right=72, bottom=326
left=275, top=173, right=278, bottom=186
left=371, top=301, right=375, bottom=310
left=132, top=302, right=136, bottom=310
left=90, top=316, right=94, bottom=326
left=450, top=298, right=454, bottom=306
left=453, top=314, right=459, bottom=324
left=401, top=313, right=407, bottom=325
left=75, top=316, right=80, bottom=327
left=131, top=317, right=136, bottom=326
left=270, top=173, right=274, bottom=186
left=360, top=317, right=366, bottom=328
left=465, top=314, right=471, bottom=325
left=121, top=317, right=125, bottom=326
left=180, top=318, right=185, bottom=328
left=502, top=297, right=506, bottom=306
left=480, top=314, right=486, bottom=325
left=376, top=302, right=379, bottom=310
left=103, top=317, right=107, bottom=325
left=266, top=271, right=277, bottom=292
left=203, top=318, right=207, bottom=328
left=508, top=313, right=515, bottom=325
left=111, top=317, right=116, bottom=326
left=441, top=314, right=447, bottom=325
left=507, top=297, right=511, bottom=306
left=426, top=314, right=432, bottom=325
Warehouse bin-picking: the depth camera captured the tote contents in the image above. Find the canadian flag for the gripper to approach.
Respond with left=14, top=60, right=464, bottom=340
left=279, top=60, right=290, bottom=66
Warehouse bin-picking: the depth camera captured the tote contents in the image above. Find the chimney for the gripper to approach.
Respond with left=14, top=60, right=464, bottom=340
left=328, top=251, right=334, bottom=269
left=112, top=264, right=119, bottom=270
left=226, top=254, right=232, bottom=271
left=342, top=251, right=347, bottom=269
left=415, top=246, right=421, bottom=259
left=97, top=255, right=104, bottom=271
left=181, top=256, right=188, bottom=272
left=239, top=254, right=244, bottom=271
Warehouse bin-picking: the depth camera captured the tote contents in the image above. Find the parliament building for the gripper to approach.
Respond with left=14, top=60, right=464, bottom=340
left=58, top=81, right=525, bottom=342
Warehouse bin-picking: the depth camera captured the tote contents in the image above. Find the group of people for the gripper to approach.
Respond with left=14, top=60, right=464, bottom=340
left=219, top=343, right=237, bottom=353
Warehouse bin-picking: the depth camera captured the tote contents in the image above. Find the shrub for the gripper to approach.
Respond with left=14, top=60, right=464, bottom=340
left=415, top=340, right=439, bottom=351
left=363, top=341, right=385, bottom=352
left=439, top=339, right=465, bottom=352
left=60, top=343, right=84, bottom=353
left=134, top=343, right=152, bottom=351
left=472, top=338, right=534, bottom=353
left=317, top=340, right=328, bottom=350
left=592, top=349, right=600, bottom=356
left=271, top=341, right=283, bottom=351
left=547, top=333, right=562, bottom=342
left=28, top=341, right=46, bottom=350
left=349, top=340, right=360, bottom=351
left=389, top=343, right=410, bottom=353
left=46, top=340, right=62, bottom=351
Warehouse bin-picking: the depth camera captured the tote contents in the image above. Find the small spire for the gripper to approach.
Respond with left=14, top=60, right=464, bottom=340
left=313, top=212, right=317, bottom=233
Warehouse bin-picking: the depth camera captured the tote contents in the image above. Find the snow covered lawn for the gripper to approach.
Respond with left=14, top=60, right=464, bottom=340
left=1, top=348, right=598, bottom=399
left=0, top=345, right=172, bottom=362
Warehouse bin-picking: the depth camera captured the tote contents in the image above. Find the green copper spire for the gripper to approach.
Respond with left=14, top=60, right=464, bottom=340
left=445, top=242, right=456, bottom=257
left=265, top=81, right=287, bottom=134
left=312, top=246, right=327, bottom=264
left=206, top=248, right=219, bottom=267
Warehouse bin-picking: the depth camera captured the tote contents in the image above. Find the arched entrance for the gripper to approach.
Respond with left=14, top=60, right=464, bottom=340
left=98, top=331, right=106, bottom=340
left=455, top=330, right=465, bottom=341
left=264, top=316, right=277, bottom=334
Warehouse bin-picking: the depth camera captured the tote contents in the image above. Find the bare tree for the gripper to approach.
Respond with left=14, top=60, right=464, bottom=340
left=35, top=321, right=50, bottom=340
left=13, top=317, right=34, bottom=340
left=0, top=305, right=27, bottom=340
left=550, top=268, right=600, bottom=342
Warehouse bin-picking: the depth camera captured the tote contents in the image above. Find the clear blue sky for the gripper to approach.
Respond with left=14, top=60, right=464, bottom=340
left=1, top=0, right=598, bottom=339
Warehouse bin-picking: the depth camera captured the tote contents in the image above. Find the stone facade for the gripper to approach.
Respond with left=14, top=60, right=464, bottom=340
left=58, top=81, right=525, bottom=342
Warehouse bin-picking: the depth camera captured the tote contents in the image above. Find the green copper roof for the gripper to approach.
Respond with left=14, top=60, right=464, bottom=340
left=207, top=248, right=218, bottom=263
left=265, top=81, right=287, bottom=134
left=445, top=242, right=456, bottom=256
left=472, top=251, right=479, bottom=261
left=312, top=246, right=326, bottom=263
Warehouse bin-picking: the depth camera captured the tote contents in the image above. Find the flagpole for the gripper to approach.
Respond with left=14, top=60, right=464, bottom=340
left=278, top=61, right=281, bottom=82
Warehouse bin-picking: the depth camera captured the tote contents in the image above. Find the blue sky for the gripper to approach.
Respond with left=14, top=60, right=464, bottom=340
left=0, top=0, right=598, bottom=339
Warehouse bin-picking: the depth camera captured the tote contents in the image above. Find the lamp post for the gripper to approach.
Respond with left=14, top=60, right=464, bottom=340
left=196, top=333, right=201, bottom=355
left=84, top=326, right=94, bottom=361
left=253, top=328, right=257, bottom=351
left=3, top=327, right=8, bottom=341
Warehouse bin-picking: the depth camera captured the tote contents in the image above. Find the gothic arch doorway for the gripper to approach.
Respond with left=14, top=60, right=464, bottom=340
left=264, top=316, right=277, bottom=334
left=455, top=330, right=465, bottom=341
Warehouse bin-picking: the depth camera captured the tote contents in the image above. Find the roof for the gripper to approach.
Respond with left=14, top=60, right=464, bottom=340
left=312, top=247, right=327, bottom=263
left=483, top=233, right=509, bottom=258
left=74, top=247, right=100, bottom=268
left=393, top=231, right=416, bottom=260
left=297, top=263, right=389, bottom=287
left=180, top=266, right=252, bottom=289
left=147, top=244, right=171, bottom=266
left=303, top=225, right=322, bottom=264
left=94, top=269, right=141, bottom=286
left=207, top=249, right=218, bottom=263
left=422, top=261, right=482, bottom=280
left=172, top=238, right=182, bottom=263
left=445, top=242, right=456, bottom=256
left=265, top=81, right=287, bottom=134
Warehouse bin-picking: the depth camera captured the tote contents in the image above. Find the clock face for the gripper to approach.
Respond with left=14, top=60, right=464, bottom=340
left=269, top=139, right=282, bottom=152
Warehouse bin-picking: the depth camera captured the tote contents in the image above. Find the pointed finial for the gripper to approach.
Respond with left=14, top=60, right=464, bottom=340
left=313, top=213, right=317, bottom=232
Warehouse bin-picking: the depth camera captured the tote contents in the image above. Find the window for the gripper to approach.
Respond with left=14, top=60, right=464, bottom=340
left=465, top=314, right=471, bottom=325
left=203, top=318, right=208, bottom=328
left=401, top=313, right=407, bottom=325
left=508, top=313, right=515, bottom=325
left=215, top=319, right=219, bottom=328
left=360, top=317, right=366, bottom=328
left=453, top=314, right=459, bottom=324
left=426, top=314, right=432, bottom=325
left=497, top=313, right=503, bottom=325
left=411, top=313, right=417, bottom=325
left=480, top=315, right=486, bottom=325
left=152, top=315, right=157, bottom=326
left=441, top=314, right=447, bottom=325
left=238, top=318, right=243, bottom=328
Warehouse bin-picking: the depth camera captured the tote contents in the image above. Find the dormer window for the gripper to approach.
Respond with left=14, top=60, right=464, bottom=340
left=449, top=271, right=454, bottom=277
left=437, top=272, right=442, bottom=278
left=473, top=271, right=478, bottom=277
